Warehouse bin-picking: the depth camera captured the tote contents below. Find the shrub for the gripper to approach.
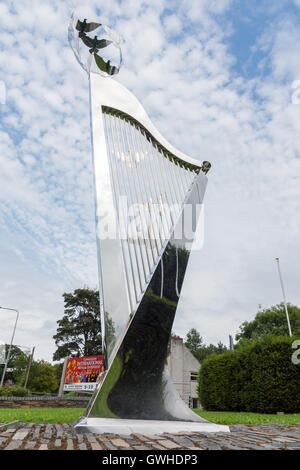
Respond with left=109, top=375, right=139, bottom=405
left=0, top=385, right=29, bottom=397
left=10, top=386, right=30, bottom=397
left=198, top=335, right=300, bottom=413
left=0, top=386, right=14, bottom=397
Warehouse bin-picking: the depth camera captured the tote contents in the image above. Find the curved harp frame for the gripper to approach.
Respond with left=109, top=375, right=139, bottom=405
left=85, top=71, right=209, bottom=423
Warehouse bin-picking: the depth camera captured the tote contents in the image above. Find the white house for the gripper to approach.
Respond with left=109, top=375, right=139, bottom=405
left=167, top=335, right=201, bottom=409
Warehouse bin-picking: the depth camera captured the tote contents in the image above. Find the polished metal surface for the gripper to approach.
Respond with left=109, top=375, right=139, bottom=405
left=85, top=71, right=209, bottom=421
left=87, top=177, right=207, bottom=421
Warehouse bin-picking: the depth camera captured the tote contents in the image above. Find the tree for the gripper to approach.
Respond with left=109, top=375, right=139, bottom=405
left=27, top=360, right=58, bottom=393
left=11, top=349, right=30, bottom=385
left=235, top=303, right=300, bottom=343
left=185, top=329, right=203, bottom=356
left=185, top=328, right=227, bottom=362
left=53, top=362, right=64, bottom=388
left=196, top=342, right=228, bottom=362
left=0, top=346, right=29, bottom=385
left=13, top=359, right=58, bottom=393
left=53, top=288, right=102, bottom=361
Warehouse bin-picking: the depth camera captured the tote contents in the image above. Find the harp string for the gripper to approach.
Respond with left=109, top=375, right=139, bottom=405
left=103, top=108, right=200, bottom=311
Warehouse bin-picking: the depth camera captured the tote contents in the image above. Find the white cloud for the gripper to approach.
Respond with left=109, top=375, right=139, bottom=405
left=0, top=1, right=300, bottom=361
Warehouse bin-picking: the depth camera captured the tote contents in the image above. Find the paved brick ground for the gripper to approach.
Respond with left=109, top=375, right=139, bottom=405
left=0, top=423, right=299, bottom=450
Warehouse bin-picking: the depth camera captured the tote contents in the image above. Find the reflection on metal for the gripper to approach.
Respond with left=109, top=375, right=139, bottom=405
left=82, top=71, right=210, bottom=422
left=70, top=17, right=210, bottom=423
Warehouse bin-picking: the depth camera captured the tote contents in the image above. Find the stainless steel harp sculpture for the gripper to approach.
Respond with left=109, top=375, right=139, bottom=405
left=69, top=17, right=216, bottom=430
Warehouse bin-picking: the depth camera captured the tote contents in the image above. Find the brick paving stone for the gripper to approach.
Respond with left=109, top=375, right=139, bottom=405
left=79, top=443, right=88, bottom=450
left=4, top=440, right=22, bottom=450
left=192, top=440, right=223, bottom=451
left=105, top=442, right=118, bottom=450
left=260, top=443, right=285, bottom=449
left=39, top=438, right=50, bottom=444
left=24, top=441, right=37, bottom=450
left=96, top=436, right=108, bottom=444
left=132, top=445, right=150, bottom=450
left=91, top=442, right=103, bottom=450
left=33, top=427, right=41, bottom=438
left=168, top=435, right=195, bottom=447
left=218, top=438, right=263, bottom=450
left=223, top=440, right=265, bottom=450
left=230, top=426, right=250, bottom=433
left=219, top=443, right=249, bottom=451
left=44, top=427, right=53, bottom=439
left=12, top=431, right=29, bottom=440
left=286, top=443, right=300, bottom=449
left=140, top=433, right=161, bottom=440
left=110, top=438, right=131, bottom=448
left=66, top=439, right=74, bottom=450
left=131, top=434, right=150, bottom=442
left=275, top=432, right=300, bottom=439
left=0, top=422, right=298, bottom=451
left=39, top=444, right=48, bottom=450
left=55, top=425, right=64, bottom=437
left=157, top=439, right=181, bottom=450
left=233, top=432, right=270, bottom=442
left=151, top=444, right=168, bottom=450
left=126, top=438, right=139, bottom=445
left=117, top=434, right=134, bottom=439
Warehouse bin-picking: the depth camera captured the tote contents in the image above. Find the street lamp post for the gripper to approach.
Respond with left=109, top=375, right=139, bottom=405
left=275, top=258, right=292, bottom=337
left=0, top=307, right=20, bottom=387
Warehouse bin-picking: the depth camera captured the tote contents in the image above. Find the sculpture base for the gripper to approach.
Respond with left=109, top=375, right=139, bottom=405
left=74, top=417, right=230, bottom=435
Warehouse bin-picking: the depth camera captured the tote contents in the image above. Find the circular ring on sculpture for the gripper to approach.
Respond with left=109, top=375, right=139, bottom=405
left=68, top=14, right=124, bottom=77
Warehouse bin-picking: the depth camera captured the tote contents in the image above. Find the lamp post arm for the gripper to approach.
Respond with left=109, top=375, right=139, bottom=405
left=0, top=308, right=20, bottom=387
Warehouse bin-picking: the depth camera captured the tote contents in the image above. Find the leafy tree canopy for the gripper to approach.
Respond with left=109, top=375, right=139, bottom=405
left=27, top=360, right=58, bottom=393
left=53, top=288, right=102, bottom=361
left=185, top=328, right=203, bottom=356
left=184, top=328, right=227, bottom=363
left=12, top=356, right=58, bottom=393
left=235, top=303, right=300, bottom=344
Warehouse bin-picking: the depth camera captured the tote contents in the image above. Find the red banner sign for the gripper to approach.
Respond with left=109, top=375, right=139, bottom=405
left=63, top=355, right=104, bottom=391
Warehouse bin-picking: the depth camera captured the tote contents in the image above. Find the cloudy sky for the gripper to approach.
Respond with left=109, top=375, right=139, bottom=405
left=0, top=0, right=300, bottom=362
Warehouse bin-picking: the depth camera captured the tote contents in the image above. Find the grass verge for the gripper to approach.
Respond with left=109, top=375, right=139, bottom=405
left=193, top=409, right=300, bottom=426
left=0, top=408, right=85, bottom=424
left=0, top=407, right=299, bottom=425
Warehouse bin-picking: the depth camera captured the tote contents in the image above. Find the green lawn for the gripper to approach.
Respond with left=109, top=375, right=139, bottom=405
left=0, top=408, right=85, bottom=423
left=0, top=407, right=299, bottom=425
left=194, top=409, right=300, bottom=426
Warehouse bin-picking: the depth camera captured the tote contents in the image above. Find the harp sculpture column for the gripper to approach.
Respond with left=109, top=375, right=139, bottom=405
left=69, top=17, right=228, bottom=434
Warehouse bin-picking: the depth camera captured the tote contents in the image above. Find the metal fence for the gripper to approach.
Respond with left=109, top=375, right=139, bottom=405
left=0, top=396, right=88, bottom=401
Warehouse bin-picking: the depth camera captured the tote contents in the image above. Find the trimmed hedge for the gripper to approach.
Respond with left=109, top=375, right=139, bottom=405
left=198, top=335, right=300, bottom=413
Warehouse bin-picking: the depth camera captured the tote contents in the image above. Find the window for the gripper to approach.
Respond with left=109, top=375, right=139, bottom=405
left=190, top=372, right=198, bottom=381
